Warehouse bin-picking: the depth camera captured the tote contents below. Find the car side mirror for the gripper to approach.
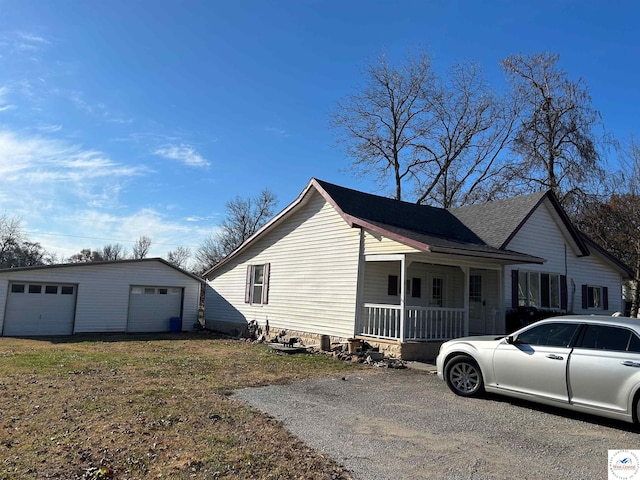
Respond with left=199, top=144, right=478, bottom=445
left=505, top=335, right=516, bottom=345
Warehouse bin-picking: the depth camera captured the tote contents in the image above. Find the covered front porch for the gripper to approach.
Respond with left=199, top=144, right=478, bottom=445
left=356, top=253, right=504, bottom=350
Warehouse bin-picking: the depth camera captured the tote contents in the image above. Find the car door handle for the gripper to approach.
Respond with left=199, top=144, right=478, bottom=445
left=621, top=361, right=640, bottom=368
left=546, top=354, right=564, bottom=360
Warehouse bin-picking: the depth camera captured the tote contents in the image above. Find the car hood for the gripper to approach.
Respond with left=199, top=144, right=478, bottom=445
left=446, top=335, right=505, bottom=343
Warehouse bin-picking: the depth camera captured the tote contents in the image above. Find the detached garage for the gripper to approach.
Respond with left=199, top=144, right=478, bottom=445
left=0, top=258, right=203, bottom=336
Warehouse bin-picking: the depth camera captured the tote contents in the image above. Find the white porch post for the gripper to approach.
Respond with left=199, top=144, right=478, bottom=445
left=354, top=229, right=366, bottom=337
left=399, top=254, right=406, bottom=342
left=462, top=266, right=469, bottom=336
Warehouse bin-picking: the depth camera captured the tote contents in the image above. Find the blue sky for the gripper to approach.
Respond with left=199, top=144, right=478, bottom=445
left=0, top=0, right=638, bottom=262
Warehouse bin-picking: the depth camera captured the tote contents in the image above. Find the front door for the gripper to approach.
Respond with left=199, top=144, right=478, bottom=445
left=468, top=274, right=484, bottom=334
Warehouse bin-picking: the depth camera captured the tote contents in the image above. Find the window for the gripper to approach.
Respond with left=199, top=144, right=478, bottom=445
left=518, top=271, right=561, bottom=309
left=131, top=287, right=143, bottom=295
left=28, top=285, right=42, bottom=294
left=432, top=277, right=443, bottom=306
left=469, top=275, right=481, bottom=303
left=158, top=288, right=168, bottom=295
left=387, top=275, right=399, bottom=296
left=411, top=278, right=421, bottom=298
left=11, top=284, right=25, bottom=293
left=61, top=286, right=74, bottom=295
left=45, top=285, right=58, bottom=294
left=144, top=288, right=155, bottom=295
left=516, top=322, right=580, bottom=347
left=245, top=263, right=270, bottom=304
left=629, top=334, right=640, bottom=353
left=583, top=285, right=608, bottom=310
left=578, top=325, right=633, bottom=351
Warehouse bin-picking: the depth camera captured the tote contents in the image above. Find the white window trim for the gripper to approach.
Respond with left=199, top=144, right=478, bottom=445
left=245, top=263, right=270, bottom=305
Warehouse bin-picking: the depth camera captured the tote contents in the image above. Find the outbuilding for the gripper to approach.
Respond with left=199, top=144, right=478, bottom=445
left=0, top=258, right=203, bottom=336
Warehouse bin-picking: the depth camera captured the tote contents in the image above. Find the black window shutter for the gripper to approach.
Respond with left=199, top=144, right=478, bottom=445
left=582, top=284, right=588, bottom=309
left=388, top=275, right=399, bottom=296
left=560, top=275, right=568, bottom=311
left=511, top=270, right=519, bottom=308
left=411, top=278, right=421, bottom=298
left=603, top=286, right=609, bottom=310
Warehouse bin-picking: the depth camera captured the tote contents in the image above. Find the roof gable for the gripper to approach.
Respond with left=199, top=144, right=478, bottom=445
left=450, top=191, right=589, bottom=256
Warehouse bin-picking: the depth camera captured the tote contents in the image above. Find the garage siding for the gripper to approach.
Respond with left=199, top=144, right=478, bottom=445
left=0, top=260, right=201, bottom=335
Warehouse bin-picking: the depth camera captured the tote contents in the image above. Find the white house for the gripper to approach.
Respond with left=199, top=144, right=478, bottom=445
left=0, top=258, right=203, bottom=336
left=203, top=179, right=632, bottom=360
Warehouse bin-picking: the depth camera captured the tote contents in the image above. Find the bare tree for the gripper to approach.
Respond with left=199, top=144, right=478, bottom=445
left=132, top=236, right=152, bottom=259
left=0, top=215, right=54, bottom=268
left=0, top=215, right=24, bottom=265
left=574, top=135, right=640, bottom=316
left=101, top=243, right=127, bottom=261
left=330, top=52, right=434, bottom=201
left=413, top=62, right=518, bottom=207
left=194, top=236, right=224, bottom=273
left=195, top=189, right=278, bottom=272
left=500, top=52, right=605, bottom=204
left=331, top=53, right=517, bottom=207
left=67, top=248, right=104, bottom=263
left=166, top=246, right=191, bottom=270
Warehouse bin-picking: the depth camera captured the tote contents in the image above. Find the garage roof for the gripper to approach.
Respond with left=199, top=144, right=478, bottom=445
left=0, top=258, right=204, bottom=282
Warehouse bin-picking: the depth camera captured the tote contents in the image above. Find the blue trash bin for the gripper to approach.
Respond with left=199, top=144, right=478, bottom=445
left=169, top=317, right=181, bottom=333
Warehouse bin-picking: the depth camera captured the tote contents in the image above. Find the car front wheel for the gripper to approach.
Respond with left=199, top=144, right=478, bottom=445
left=444, top=355, right=484, bottom=397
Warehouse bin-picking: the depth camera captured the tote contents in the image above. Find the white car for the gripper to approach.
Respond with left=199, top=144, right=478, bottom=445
left=436, top=315, right=640, bottom=424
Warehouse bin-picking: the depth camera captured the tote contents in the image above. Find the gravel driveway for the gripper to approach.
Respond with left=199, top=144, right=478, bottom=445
left=233, top=368, right=640, bottom=480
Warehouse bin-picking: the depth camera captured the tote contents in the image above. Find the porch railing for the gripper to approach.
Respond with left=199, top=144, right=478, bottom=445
left=360, top=304, right=465, bottom=341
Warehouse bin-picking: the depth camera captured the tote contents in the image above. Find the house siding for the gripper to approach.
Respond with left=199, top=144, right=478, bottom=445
left=205, top=191, right=361, bottom=339
left=362, top=261, right=465, bottom=308
left=503, top=200, right=622, bottom=315
left=363, top=230, right=422, bottom=255
left=0, top=261, right=201, bottom=334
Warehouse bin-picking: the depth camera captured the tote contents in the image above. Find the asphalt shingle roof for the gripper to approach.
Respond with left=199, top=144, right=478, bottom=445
left=449, top=191, right=548, bottom=249
left=315, top=180, right=484, bottom=244
left=314, top=179, right=543, bottom=262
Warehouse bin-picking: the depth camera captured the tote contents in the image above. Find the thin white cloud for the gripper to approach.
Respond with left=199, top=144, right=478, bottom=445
left=17, top=32, right=51, bottom=45
left=265, top=126, right=289, bottom=137
left=30, top=208, right=213, bottom=260
left=154, top=144, right=210, bottom=167
left=0, top=130, right=149, bottom=214
left=38, top=124, right=63, bottom=133
left=0, top=85, right=16, bottom=112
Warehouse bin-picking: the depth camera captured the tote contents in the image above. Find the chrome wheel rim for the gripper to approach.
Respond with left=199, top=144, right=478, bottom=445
left=449, top=362, right=480, bottom=394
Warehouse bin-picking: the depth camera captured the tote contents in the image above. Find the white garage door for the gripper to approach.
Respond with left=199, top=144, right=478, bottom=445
left=127, top=286, right=182, bottom=333
left=3, top=282, right=77, bottom=336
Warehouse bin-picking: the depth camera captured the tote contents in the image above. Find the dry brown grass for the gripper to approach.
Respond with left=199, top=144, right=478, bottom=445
left=0, top=333, right=361, bottom=480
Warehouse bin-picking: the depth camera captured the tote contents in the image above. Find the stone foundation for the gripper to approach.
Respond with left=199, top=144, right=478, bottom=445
left=355, top=337, right=443, bottom=361
left=209, top=321, right=443, bottom=361
left=267, top=327, right=443, bottom=361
